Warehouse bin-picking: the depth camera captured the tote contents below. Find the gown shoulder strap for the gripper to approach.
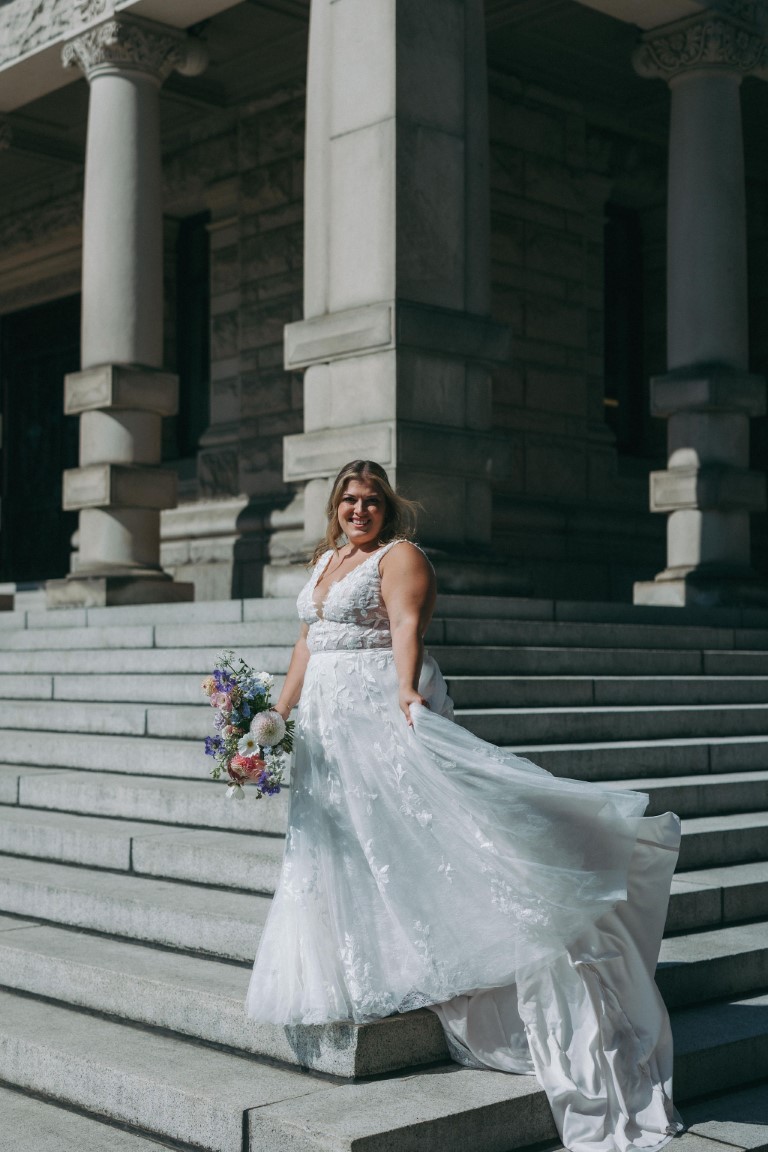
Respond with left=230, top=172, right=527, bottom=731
left=376, top=538, right=430, bottom=564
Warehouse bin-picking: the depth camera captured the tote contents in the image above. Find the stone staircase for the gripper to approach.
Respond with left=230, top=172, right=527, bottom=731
left=1, top=596, right=768, bottom=1150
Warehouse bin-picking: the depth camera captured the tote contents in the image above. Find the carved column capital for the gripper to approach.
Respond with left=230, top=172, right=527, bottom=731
left=62, top=16, right=207, bottom=84
left=633, top=13, right=766, bottom=81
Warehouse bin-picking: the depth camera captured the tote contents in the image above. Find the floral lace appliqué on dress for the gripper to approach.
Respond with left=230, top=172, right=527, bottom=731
left=246, top=539, right=683, bottom=1152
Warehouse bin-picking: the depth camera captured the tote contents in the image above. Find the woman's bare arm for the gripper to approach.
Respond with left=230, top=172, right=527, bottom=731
left=274, top=622, right=310, bottom=720
left=381, top=543, right=436, bottom=725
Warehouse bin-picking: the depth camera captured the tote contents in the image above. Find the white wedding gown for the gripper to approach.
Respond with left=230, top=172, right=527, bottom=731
left=246, top=541, right=684, bottom=1152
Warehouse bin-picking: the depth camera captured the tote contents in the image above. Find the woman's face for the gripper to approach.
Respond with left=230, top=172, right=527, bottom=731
left=337, top=478, right=387, bottom=548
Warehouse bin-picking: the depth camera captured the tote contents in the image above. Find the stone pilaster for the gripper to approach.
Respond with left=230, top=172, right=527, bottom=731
left=270, top=0, right=523, bottom=595
left=632, top=10, right=768, bottom=607
left=47, top=17, right=206, bottom=609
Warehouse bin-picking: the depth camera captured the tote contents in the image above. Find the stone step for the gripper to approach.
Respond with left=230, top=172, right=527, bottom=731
left=462, top=702, right=768, bottom=745
left=0, top=620, right=293, bottom=651
left=20, top=592, right=768, bottom=631
left=0, top=916, right=447, bottom=1078
left=86, top=597, right=298, bottom=627
left=6, top=753, right=768, bottom=846
left=7, top=756, right=768, bottom=858
left=9, top=670, right=768, bottom=710
left=7, top=749, right=768, bottom=867
left=50, top=673, right=206, bottom=705
left=19, top=592, right=768, bottom=630
left=1, top=908, right=763, bottom=1068
left=678, top=811, right=768, bottom=870
left=0, top=729, right=215, bottom=784
left=6, top=789, right=767, bottom=895
left=146, top=616, right=740, bottom=653
left=513, top=734, right=768, bottom=782
left=676, top=1082, right=768, bottom=1150
left=3, top=724, right=757, bottom=789
left=669, top=860, right=768, bottom=932
left=0, top=699, right=151, bottom=736
left=0, top=673, right=54, bottom=700
left=3, top=598, right=295, bottom=633
left=0, top=845, right=763, bottom=968
left=52, top=671, right=286, bottom=705
left=657, top=920, right=768, bottom=1010
left=435, top=596, right=768, bottom=629
left=0, top=1084, right=174, bottom=1152
left=447, top=674, right=768, bottom=709
left=0, top=983, right=766, bottom=1152
left=10, top=670, right=768, bottom=709
left=4, top=642, right=768, bottom=680
left=0, top=807, right=285, bottom=892
left=0, top=624, right=158, bottom=651
left=432, top=618, right=768, bottom=652
left=611, top=770, right=768, bottom=819
left=9, top=695, right=768, bottom=747
left=0, top=988, right=327, bottom=1152
left=2, top=795, right=764, bottom=886
left=0, top=646, right=293, bottom=675
left=437, top=645, right=768, bottom=677
left=671, top=990, right=768, bottom=1102
left=5, top=615, right=768, bottom=656
left=7, top=766, right=284, bottom=833
left=0, top=855, right=267, bottom=961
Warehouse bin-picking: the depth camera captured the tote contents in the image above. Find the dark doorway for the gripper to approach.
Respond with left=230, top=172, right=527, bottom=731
left=604, top=203, right=645, bottom=453
left=0, top=295, right=80, bottom=583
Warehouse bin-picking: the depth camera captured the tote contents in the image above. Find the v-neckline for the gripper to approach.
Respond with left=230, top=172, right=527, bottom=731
left=312, top=544, right=389, bottom=618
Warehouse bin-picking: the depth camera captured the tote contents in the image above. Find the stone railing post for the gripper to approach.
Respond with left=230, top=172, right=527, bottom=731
left=47, top=17, right=205, bottom=609
left=632, top=11, right=768, bottom=607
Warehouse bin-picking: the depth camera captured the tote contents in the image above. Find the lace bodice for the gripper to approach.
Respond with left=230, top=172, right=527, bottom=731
left=297, top=540, right=404, bottom=654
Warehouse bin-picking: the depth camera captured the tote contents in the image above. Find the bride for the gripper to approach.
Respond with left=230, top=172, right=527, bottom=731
left=246, top=459, right=684, bottom=1152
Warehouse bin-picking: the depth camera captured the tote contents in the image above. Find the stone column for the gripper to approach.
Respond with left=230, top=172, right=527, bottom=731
left=632, top=12, right=768, bottom=607
left=47, top=17, right=205, bottom=609
left=272, top=0, right=520, bottom=595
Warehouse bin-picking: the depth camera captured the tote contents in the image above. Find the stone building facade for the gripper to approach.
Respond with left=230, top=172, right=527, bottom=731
left=1, top=0, right=767, bottom=607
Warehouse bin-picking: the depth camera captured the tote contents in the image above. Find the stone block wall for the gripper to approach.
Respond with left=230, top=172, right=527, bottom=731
left=486, top=78, right=668, bottom=600
left=159, top=87, right=307, bottom=598
left=746, top=167, right=768, bottom=577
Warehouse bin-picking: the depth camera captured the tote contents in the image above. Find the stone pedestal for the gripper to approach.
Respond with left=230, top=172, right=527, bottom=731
left=47, top=17, right=205, bottom=609
left=268, top=0, right=525, bottom=595
left=632, top=12, right=768, bottom=608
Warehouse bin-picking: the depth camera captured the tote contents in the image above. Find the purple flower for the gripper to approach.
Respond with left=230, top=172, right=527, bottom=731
left=204, top=735, right=224, bottom=757
left=213, top=668, right=236, bottom=692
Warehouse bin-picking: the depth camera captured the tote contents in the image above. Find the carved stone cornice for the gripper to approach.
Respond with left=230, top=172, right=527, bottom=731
left=75, top=0, right=114, bottom=22
left=633, top=14, right=766, bottom=81
left=62, top=17, right=207, bottom=84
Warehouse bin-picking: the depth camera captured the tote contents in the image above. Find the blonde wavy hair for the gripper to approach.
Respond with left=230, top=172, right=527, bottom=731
left=312, top=460, right=420, bottom=563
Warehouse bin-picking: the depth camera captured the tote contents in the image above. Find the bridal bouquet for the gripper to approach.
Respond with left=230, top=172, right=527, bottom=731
left=202, top=650, right=294, bottom=799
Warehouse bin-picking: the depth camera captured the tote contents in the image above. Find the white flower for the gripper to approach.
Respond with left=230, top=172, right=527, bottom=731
left=226, top=783, right=245, bottom=800
left=250, top=709, right=286, bottom=747
left=256, top=672, right=274, bottom=690
left=237, top=731, right=261, bottom=756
